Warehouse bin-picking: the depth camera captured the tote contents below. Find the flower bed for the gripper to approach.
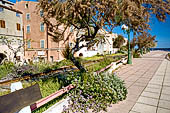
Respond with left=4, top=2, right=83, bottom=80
left=64, top=73, right=127, bottom=113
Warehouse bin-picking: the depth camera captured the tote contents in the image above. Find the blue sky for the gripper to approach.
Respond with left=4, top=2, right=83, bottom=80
left=112, top=15, right=170, bottom=48
left=9, top=0, right=170, bottom=48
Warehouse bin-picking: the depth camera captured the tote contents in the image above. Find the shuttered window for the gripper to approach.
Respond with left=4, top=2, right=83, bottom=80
left=0, top=20, right=5, bottom=28
left=16, top=23, right=21, bottom=31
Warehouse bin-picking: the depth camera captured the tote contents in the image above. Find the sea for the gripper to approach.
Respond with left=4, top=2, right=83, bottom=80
left=150, top=48, right=170, bottom=52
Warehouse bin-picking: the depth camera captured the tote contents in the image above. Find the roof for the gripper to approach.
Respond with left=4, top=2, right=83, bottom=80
left=0, top=0, right=14, bottom=5
left=0, top=4, right=22, bottom=14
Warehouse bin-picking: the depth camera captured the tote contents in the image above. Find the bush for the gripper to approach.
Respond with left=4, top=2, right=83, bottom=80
left=63, top=73, right=127, bottom=113
left=133, top=51, right=141, bottom=58
left=15, top=65, right=37, bottom=77
left=0, top=61, right=15, bottom=79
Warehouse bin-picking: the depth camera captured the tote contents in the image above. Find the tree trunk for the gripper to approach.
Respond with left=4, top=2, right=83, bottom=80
left=70, top=55, right=86, bottom=73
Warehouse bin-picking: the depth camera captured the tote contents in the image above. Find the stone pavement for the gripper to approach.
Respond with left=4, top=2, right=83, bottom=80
left=104, top=51, right=170, bottom=113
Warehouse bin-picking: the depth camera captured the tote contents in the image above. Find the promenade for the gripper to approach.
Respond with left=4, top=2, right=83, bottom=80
left=105, top=51, right=170, bottom=113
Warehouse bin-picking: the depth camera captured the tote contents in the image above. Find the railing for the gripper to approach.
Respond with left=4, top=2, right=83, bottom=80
left=30, top=84, right=74, bottom=111
left=30, top=56, right=127, bottom=112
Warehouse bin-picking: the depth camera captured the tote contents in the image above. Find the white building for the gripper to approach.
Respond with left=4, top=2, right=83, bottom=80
left=0, top=0, right=24, bottom=63
left=76, top=29, right=121, bottom=57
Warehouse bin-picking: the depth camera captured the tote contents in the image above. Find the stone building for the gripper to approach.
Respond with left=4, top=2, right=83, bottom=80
left=0, top=0, right=24, bottom=63
left=14, top=1, right=75, bottom=62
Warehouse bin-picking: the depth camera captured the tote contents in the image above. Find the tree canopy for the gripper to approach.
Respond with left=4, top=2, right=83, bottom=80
left=136, top=31, right=157, bottom=50
left=113, top=35, right=125, bottom=48
left=38, top=0, right=169, bottom=71
left=38, top=0, right=169, bottom=49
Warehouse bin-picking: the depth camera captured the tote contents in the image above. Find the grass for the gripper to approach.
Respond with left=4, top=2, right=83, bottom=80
left=0, top=90, right=10, bottom=96
left=86, top=57, right=120, bottom=72
left=82, top=53, right=125, bottom=61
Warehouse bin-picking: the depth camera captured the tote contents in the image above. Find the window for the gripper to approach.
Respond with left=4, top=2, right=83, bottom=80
left=0, top=20, right=5, bottom=28
left=70, top=26, right=73, bottom=32
left=18, top=40, right=22, bottom=46
left=50, top=56, right=54, bottom=62
left=25, top=3, right=28, bottom=8
left=40, top=40, right=45, bottom=48
left=16, top=23, right=21, bottom=31
left=2, top=1, right=5, bottom=5
left=26, top=25, right=30, bottom=33
left=27, top=40, right=31, bottom=48
left=26, top=13, right=30, bottom=20
left=16, top=13, right=20, bottom=17
left=69, top=42, right=73, bottom=48
left=0, top=7, right=4, bottom=12
left=40, top=10, right=43, bottom=17
left=40, top=22, right=44, bottom=32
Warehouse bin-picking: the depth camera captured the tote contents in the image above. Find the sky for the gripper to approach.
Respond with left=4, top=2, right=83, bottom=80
left=9, top=0, right=170, bottom=48
left=112, top=15, right=170, bottom=48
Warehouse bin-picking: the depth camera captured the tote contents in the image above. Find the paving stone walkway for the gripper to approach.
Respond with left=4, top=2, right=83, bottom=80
left=104, top=51, right=170, bottom=113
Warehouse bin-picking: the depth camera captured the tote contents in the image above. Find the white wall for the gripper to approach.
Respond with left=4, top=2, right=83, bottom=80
left=0, top=6, right=24, bottom=62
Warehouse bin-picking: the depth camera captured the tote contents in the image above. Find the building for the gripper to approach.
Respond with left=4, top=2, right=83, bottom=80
left=14, top=1, right=74, bottom=62
left=0, top=0, right=24, bottom=63
left=75, top=29, right=120, bottom=57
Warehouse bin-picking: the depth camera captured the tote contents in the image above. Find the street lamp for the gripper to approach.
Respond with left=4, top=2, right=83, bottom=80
left=121, top=24, right=132, bottom=64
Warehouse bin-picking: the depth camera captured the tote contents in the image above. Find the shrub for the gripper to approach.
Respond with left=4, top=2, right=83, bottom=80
left=15, top=65, right=37, bottom=77
left=63, top=73, right=127, bottom=113
left=0, top=61, right=15, bottom=79
left=133, top=51, right=141, bottom=58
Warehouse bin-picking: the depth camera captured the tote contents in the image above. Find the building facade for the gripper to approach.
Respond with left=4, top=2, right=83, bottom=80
left=14, top=1, right=74, bottom=62
left=75, top=30, right=121, bottom=57
left=0, top=0, right=24, bottom=63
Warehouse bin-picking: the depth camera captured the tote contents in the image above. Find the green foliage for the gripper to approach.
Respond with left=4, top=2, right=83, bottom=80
left=29, top=60, right=73, bottom=74
left=167, top=53, right=170, bottom=60
left=113, top=35, right=125, bottom=48
left=0, top=90, right=10, bottom=96
left=119, top=46, right=128, bottom=54
left=37, top=77, right=63, bottom=98
left=86, top=57, right=120, bottom=72
left=133, top=51, right=141, bottom=58
left=0, top=62, right=15, bottom=79
left=63, top=73, right=127, bottom=113
left=61, top=44, right=73, bottom=60
left=83, top=53, right=124, bottom=61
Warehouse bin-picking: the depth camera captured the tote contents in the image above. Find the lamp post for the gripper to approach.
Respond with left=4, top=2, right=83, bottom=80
left=121, top=24, right=132, bottom=64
